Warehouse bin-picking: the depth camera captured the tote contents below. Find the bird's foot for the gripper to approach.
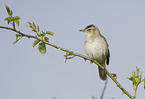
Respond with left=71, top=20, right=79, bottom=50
left=90, top=58, right=94, bottom=64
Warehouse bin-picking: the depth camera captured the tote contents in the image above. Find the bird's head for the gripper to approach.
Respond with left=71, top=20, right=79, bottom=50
left=80, top=24, right=100, bottom=37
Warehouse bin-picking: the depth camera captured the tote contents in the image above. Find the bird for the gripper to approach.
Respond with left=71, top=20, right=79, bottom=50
left=80, top=24, right=110, bottom=80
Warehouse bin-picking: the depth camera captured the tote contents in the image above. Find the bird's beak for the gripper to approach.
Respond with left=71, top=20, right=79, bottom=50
left=79, top=29, right=84, bottom=32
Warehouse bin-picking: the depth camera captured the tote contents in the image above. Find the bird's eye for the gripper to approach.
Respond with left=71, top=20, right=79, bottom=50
left=87, top=29, right=91, bottom=31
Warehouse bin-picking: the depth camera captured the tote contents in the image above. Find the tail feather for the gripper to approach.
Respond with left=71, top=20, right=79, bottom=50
left=98, top=66, right=107, bottom=80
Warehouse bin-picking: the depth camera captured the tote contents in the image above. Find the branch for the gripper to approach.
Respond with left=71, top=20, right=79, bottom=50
left=0, top=26, right=134, bottom=99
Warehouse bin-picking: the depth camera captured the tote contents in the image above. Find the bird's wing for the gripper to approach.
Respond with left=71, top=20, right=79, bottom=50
left=106, top=49, right=110, bottom=65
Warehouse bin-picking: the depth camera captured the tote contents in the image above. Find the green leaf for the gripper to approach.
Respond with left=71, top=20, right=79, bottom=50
left=92, top=96, right=95, bottom=99
left=42, top=31, right=46, bottom=35
left=144, top=78, right=145, bottom=90
left=16, top=34, right=21, bottom=38
left=92, top=96, right=97, bottom=99
left=15, top=19, right=20, bottom=26
left=33, top=40, right=40, bottom=47
left=44, top=37, right=49, bottom=42
left=40, top=33, right=45, bottom=37
left=4, top=17, right=11, bottom=24
left=4, top=17, right=10, bottom=21
left=28, top=22, right=33, bottom=26
left=38, top=43, right=46, bottom=54
left=10, top=10, right=13, bottom=17
left=12, top=21, right=15, bottom=29
left=32, top=29, right=37, bottom=33
left=27, top=22, right=34, bottom=29
left=5, top=5, right=11, bottom=16
left=12, top=16, right=21, bottom=26
left=26, top=25, right=33, bottom=29
left=37, top=34, right=40, bottom=37
left=27, top=22, right=37, bottom=33
left=127, top=77, right=134, bottom=81
left=13, top=36, right=22, bottom=44
left=32, top=22, right=36, bottom=30
left=46, top=31, right=54, bottom=36
left=37, top=25, right=40, bottom=33
left=12, top=16, right=21, bottom=21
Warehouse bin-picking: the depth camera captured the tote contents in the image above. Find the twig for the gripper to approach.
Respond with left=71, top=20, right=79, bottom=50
left=0, top=26, right=134, bottom=99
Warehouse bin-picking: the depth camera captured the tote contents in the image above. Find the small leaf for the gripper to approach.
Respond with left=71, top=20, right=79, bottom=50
left=32, top=22, right=36, bottom=30
left=8, top=20, right=11, bottom=24
left=13, top=36, right=22, bottom=44
left=44, top=37, right=49, bottom=42
left=32, top=29, right=37, bottom=33
left=4, top=17, right=11, bottom=24
left=12, top=16, right=21, bottom=21
left=5, top=5, right=11, bottom=16
left=27, top=22, right=40, bottom=33
left=16, top=34, right=21, bottom=38
left=38, top=43, right=46, bottom=54
left=33, top=40, right=40, bottom=47
left=27, top=22, right=36, bottom=32
left=4, top=17, right=10, bottom=21
left=10, top=10, right=13, bottom=17
left=28, top=22, right=33, bottom=26
left=92, top=96, right=95, bottom=99
left=15, top=19, right=20, bottom=26
left=42, top=31, right=45, bottom=35
left=144, top=78, right=145, bottom=90
left=46, top=31, right=54, bottom=36
left=127, top=77, right=134, bottom=81
left=37, top=34, right=40, bottom=37
left=40, top=33, right=44, bottom=37
left=12, top=16, right=21, bottom=26
left=26, top=25, right=33, bottom=29
left=27, top=22, right=38, bottom=33
left=37, top=25, right=40, bottom=33
left=12, top=21, right=15, bottom=29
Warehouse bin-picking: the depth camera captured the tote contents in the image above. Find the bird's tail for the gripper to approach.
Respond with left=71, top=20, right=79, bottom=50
left=98, top=66, right=107, bottom=80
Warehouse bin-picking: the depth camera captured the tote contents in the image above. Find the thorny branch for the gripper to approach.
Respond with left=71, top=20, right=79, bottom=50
left=0, top=26, right=134, bottom=99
